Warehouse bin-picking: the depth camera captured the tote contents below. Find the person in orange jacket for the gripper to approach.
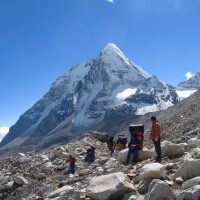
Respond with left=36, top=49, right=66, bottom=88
left=150, top=116, right=161, bottom=163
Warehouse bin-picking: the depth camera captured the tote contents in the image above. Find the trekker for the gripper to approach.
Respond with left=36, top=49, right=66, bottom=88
left=84, top=146, right=95, bottom=163
left=126, top=134, right=140, bottom=165
left=69, top=155, right=76, bottom=174
left=107, top=136, right=114, bottom=156
left=150, top=116, right=161, bottom=163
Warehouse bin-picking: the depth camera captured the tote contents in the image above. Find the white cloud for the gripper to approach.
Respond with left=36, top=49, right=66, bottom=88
left=185, top=72, right=194, bottom=80
left=106, top=0, right=114, bottom=3
left=0, top=127, right=9, bottom=142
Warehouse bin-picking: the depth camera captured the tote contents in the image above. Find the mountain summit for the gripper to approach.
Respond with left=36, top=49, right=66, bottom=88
left=0, top=43, right=178, bottom=153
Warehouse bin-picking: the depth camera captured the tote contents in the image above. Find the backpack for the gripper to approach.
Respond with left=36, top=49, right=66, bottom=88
left=118, top=134, right=127, bottom=148
left=129, top=124, right=144, bottom=149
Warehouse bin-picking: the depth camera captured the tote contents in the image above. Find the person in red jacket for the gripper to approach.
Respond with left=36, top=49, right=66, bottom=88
left=69, top=155, right=76, bottom=174
left=150, top=116, right=161, bottom=163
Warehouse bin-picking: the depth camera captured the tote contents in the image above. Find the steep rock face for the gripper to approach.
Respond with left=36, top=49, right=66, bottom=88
left=0, top=43, right=178, bottom=151
left=126, top=76, right=179, bottom=115
left=177, top=72, right=200, bottom=90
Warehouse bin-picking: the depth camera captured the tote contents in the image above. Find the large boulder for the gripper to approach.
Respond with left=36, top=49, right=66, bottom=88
left=187, top=137, right=200, bottom=150
left=118, top=147, right=151, bottom=164
left=47, top=185, right=74, bottom=198
left=177, top=185, right=200, bottom=200
left=138, top=178, right=153, bottom=195
left=0, top=181, right=14, bottom=191
left=190, top=147, right=200, bottom=159
left=14, top=176, right=28, bottom=185
left=85, top=172, right=135, bottom=200
left=173, top=159, right=200, bottom=181
left=139, top=163, right=165, bottom=180
left=161, top=141, right=186, bottom=158
left=145, top=179, right=176, bottom=200
left=182, top=176, right=200, bottom=190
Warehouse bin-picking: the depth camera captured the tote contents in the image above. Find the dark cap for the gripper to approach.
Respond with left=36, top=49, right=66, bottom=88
left=151, top=116, right=156, bottom=121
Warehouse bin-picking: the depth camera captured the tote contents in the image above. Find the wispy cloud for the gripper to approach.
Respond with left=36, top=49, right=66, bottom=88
left=106, top=0, right=114, bottom=4
left=0, top=127, right=9, bottom=142
left=185, top=71, right=194, bottom=80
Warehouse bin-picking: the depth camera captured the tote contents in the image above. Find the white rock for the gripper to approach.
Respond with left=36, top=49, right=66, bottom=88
left=182, top=176, right=200, bottom=190
left=105, top=158, right=117, bottom=164
left=62, top=152, right=70, bottom=159
left=190, top=147, right=200, bottom=159
left=165, top=180, right=174, bottom=186
left=177, top=185, right=200, bottom=200
left=0, top=181, right=14, bottom=190
left=14, top=176, right=28, bottom=185
left=47, top=185, right=74, bottom=198
left=40, top=154, right=50, bottom=161
left=118, top=147, right=151, bottom=164
left=39, top=184, right=57, bottom=198
left=146, top=179, right=176, bottom=200
left=17, top=153, right=25, bottom=157
left=173, top=159, right=200, bottom=181
left=106, top=168, right=117, bottom=173
left=53, top=149, right=62, bottom=158
left=18, top=156, right=32, bottom=163
left=85, top=172, right=135, bottom=200
left=187, top=137, right=200, bottom=150
left=75, top=147, right=87, bottom=155
left=175, top=177, right=184, bottom=184
left=139, top=163, right=165, bottom=180
left=179, top=143, right=187, bottom=152
left=161, top=140, right=185, bottom=158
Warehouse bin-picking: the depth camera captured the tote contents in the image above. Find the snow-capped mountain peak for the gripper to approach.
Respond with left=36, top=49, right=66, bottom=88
left=177, top=72, right=200, bottom=90
left=101, top=43, right=151, bottom=78
left=101, top=43, right=125, bottom=58
left=0, top=43, right=178, bottom=152
left=98, top=43, right=151, bottom=85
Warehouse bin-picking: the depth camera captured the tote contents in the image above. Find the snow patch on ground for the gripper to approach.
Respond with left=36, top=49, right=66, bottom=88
left=136, top=100, right=174, bottom=115
left=116, top=88, right=137, bottom=100
left=111, top=85, right=137, bottom=105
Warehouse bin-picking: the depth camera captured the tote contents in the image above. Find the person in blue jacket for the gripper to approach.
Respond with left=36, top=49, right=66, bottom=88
left=126, top=134, right=140, bottom=165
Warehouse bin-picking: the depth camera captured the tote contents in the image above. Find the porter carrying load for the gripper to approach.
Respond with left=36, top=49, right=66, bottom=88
left=129, top=124, right=144, bottom=149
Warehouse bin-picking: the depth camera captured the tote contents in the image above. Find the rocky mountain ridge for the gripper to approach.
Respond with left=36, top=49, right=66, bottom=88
left=177, top=72, right=200, bottom=90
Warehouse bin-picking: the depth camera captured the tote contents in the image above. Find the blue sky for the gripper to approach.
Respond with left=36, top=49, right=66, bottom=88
left=1, top=0, right=200, bottom=139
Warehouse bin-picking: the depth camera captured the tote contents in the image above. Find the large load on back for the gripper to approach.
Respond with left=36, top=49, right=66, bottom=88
left=129, top=124, right=144, bottom=149
left=114, top=134, right=127, bottom=150
left=118, top=134, right=127, bottom=148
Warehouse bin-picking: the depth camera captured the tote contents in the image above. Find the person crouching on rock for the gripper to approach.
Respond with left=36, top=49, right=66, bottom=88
left=84, top=146, right=95, bottom=163
left=69, top=155, right=76, bottom=174
left=126, top=134, right=140, bottom=165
